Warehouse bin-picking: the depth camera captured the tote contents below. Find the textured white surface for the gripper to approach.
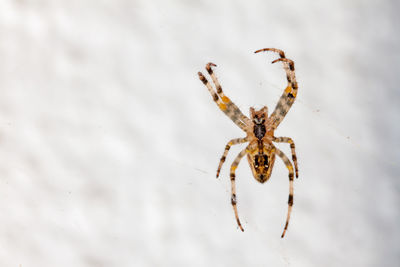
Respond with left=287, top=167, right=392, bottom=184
left=1, top=0, right=399, bottom=266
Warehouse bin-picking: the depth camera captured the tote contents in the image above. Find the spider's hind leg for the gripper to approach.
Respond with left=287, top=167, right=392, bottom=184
left=217, top=137, right=248, bottom=178
left=275, top=147, right=295, bottom=238
left=229, top=146, right=248, bottom=232
left=273, top=136, right=299, bottom=178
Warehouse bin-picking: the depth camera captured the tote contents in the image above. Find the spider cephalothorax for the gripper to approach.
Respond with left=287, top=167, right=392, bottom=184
left=251, top=107, right=268, bottom=139
left=198, top=48, right=299, bottom=237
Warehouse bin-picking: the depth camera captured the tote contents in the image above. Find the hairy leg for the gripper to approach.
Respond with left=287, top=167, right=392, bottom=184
left=275, top=147, right=295, bottom=238
left=273, top=136, right=299, bottom=178
left=198, top=63, right=250, bottom=131
left=217, top=137, right=248, bottom=178
left=229, top=147, right=248, bottom=231
left=205, top=63, right=251, bottom=126
left=255, top=49, right=298, bottom=130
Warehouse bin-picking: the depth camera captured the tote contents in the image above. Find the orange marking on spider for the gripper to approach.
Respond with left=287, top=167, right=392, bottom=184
left=218, top=103, right=227, bottom=110
left=221, top=96, right=231, bottom=103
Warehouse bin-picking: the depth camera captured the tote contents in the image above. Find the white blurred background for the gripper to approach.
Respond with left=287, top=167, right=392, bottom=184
left=0, top=0, right=399, bottom=266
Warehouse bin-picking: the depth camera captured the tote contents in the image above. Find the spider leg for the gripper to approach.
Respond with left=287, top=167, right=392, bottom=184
left=255, top=48, right=286, bottom=58
left=255, top=49, right=298, bottom=130
left=198, top=63, right=250, bottom=131
left=275, top=147, right=295, bottom=238
left=217, top=137, right=248, bottom=178
left=229, top=146, right=248, bottom=232
left=205, top=63, right=252, bottom=126
left=273, top=136, right=299, bottom=178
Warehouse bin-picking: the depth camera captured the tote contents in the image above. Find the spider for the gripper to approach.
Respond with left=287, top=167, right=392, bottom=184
left=197, top=48, right=299, bottom=238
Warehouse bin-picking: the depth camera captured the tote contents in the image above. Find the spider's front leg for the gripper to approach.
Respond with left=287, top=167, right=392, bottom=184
left=255, top=48, right=298, bottom=130
left=229, top=147, right=248, bottom=232
left=216, top=137, right=248, bottom=178
left=273, top=136, right=299, bottom=178
left=275, top=148, right=295, bottom=238
left=198, top=63, right=251, bottom=131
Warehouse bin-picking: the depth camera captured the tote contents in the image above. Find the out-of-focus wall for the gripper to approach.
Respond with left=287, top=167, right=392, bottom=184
left=0, top=1, right=399, bottom=266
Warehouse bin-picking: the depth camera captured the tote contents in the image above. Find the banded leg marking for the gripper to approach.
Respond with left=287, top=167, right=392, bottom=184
left=204, top=63, right=251, bottom=126
left=255, top=48, right=298, bottom=130
left=275, top=148, right=295, bottom=238
left=216, top=137, right=248, bottom=178
left=198, top=71, right=247, bottom=131
left=254, top=48, right=297, bottom=92
left=273, top=137, right=299, bottom=178
left=255, top=47, right=286, bottom=58
left=230, top=147, right=248, bottom=232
